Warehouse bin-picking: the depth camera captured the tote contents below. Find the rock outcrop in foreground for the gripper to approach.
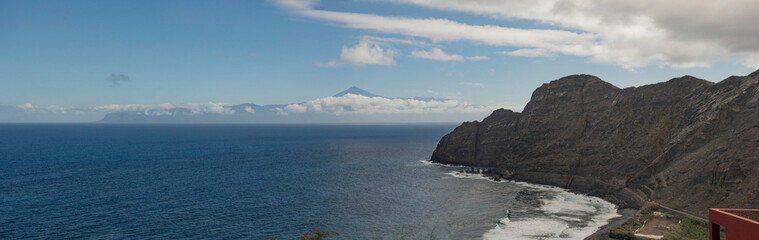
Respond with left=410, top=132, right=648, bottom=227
left=432, top=70, right=759, bottom=216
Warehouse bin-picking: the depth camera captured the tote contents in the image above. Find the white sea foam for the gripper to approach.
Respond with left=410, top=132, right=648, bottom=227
left=482, top=188, right=620, bottom=239
left=444, top=170, right=507, bottom=183
left=484, top=216, right=570, bottom=240
left=433, top=167, right=621, bottom=240
left=419, top=159, right=464, bottom=168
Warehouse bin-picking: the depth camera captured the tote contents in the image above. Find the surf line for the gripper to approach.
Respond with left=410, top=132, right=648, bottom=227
left=421, top=159, right=621, bottom=240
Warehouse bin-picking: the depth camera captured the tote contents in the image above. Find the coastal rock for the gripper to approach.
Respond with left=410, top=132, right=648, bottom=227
left=431, top=70, right=759, bottom=216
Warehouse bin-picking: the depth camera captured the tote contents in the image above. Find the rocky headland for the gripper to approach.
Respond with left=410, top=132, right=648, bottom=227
left=432, top=70, right=759, bottom=217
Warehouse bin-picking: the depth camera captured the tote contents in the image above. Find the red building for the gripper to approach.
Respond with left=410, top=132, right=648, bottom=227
left=709, top=208, right=759, bottom=239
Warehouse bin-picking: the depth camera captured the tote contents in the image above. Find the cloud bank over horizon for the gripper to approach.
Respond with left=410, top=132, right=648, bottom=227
left=277, top=0, right=759, bottom=70
left=284, top=93, right=497, bottom=115
left=1, top=89, right=510, bottom=122
left=10, top=102, right=235, bottom=116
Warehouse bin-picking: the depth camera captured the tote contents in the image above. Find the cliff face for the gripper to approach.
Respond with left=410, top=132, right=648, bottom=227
left=432, top=71, right=759, bottom=216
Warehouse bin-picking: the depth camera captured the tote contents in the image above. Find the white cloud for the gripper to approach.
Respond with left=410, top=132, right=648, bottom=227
left=384, top=0, right=759, bottom=69
left=465, top=56, right=488, bottom=60
left=743, top=54, right=759, bottom=69
left=320, top=39, right=398, bottom=67
left=341, top=40, right=397, bottom=65
left=284, top=104, right=307, bottom=113
left=411, top=48, right=487, bottom=61
left=90, top=102, right=235, bottom=115
left=8, top=92, right=511, bottom=120
left=498, top=48, right=555, bottom=58
left=359, top=35, right=434, bottom=47
left=297, top=8, right=597, bottom=51
left=17, top=104, right=67, bottom=114
left=411, top=48, right=461, bottom=61
left=459, top=81, right=483, bottom=87
left=283, top=93, right=497, bottom=115
left=278, top=0, right=759, bottom=70
left=274, top=107, right=289, bottom=116
left=274, top=0, right=317, bottom=9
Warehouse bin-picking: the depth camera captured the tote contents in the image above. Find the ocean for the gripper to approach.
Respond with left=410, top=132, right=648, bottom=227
left=0, top=124, right=618, bottom=239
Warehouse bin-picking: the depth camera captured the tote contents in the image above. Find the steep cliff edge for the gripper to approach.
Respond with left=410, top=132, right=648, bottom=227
left=431, top=71, right=759, bottom=216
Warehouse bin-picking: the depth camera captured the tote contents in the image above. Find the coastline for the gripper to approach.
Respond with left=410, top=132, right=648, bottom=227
left=477, top=168, right=641, bottom=240
left=584, top=208, right=636, bottom=240
left=422, top=160, right=634, bottom=239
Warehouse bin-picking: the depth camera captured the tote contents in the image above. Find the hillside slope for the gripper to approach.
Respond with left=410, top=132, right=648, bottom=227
left=431, top=70, right=759, bottom=216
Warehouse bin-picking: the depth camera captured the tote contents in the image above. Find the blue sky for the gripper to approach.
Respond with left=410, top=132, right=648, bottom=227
left=1, top=0, right=757, bottom=121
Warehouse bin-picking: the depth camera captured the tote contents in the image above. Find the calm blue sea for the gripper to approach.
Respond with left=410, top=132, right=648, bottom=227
left=0, top=124, right=618, bottom=239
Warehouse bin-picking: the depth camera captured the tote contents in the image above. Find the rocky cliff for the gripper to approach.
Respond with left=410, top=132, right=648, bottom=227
left=432, top=70, right=759, bottom=216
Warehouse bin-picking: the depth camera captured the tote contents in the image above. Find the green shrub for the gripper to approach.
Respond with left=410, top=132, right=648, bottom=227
left=663, top=218, right=725, bottom=240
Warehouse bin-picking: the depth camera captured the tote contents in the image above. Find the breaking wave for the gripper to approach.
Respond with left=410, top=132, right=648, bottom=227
left=422, top=159, right=621, bottom=240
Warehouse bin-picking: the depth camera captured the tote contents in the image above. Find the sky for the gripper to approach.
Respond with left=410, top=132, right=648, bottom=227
left=1, top=0, right=758, bottom=122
